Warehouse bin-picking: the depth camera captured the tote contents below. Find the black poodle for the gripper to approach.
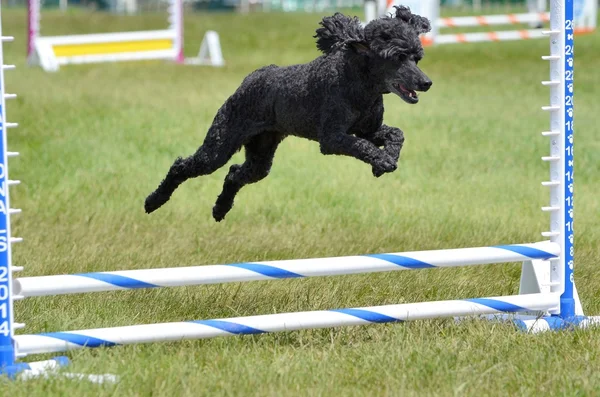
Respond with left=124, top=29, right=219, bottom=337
left=145, top=6, right=432, bottom=221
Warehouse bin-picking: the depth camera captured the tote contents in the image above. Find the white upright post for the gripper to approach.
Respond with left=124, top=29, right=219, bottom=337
left=168, top=0, right=184, bottom=64
left=364, top=0, right=377, bottom=23
left=540, top=0, right=575, bottom=318
left=0, top=2, right=20, bottom=377
left=27, top=0, right=40, bottom=63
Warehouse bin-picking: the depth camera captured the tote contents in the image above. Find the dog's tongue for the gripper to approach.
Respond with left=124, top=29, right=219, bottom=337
left=399, top=85, right=417, bottom=98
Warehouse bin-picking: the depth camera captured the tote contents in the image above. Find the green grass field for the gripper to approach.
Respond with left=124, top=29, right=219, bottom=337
left=1, top=7, right=600, bottom=396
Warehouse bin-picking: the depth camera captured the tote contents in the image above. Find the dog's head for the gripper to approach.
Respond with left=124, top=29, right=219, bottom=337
left=315, top=6, right=433, bottom=104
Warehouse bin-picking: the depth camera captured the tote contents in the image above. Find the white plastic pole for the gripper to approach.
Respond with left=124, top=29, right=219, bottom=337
left=13, top=242, right=560, bottom=297
left=14, top=293, right=559, bottom=355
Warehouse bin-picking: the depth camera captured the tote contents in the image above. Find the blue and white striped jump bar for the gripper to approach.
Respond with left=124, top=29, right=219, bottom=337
left=14, top=292, right=559, bottom=355
left=14, top=242, right=559, bottom=297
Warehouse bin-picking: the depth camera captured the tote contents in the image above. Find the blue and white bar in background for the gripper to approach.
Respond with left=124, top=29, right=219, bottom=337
left=14, top=293, right=558, bottom=355
left=13, top=242, right=560, bottom=297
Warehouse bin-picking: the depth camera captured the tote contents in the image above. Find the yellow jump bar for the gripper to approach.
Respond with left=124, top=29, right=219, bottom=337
left=52, top=39, right=173, bottom=57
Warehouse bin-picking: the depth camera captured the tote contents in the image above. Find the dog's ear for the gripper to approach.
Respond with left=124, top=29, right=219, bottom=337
left=315, top=13, right=367, bottom=55
left=393, top=5, right=431, bottom=35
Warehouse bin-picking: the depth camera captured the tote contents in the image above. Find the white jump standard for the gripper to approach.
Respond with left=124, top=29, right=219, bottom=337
left=1, top=0, right=599, bottom=379
left=26, top=0, right=224, bottom=72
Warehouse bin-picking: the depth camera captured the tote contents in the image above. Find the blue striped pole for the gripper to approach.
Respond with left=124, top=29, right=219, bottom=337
left=13, top=242, right=560, bottom=297
left=14, top=293, right=558, bottom=355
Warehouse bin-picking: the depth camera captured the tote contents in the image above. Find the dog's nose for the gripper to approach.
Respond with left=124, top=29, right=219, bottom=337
left=420, top=80, right=432, bottom=92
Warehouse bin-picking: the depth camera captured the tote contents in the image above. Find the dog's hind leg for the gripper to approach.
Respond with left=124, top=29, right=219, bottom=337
left=144, top=124, right=244, bottom=214
left=212, top=132, right=284, bottom=222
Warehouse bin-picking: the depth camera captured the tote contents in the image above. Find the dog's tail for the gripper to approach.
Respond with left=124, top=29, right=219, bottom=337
left=314, top=13, right=365, bottom=55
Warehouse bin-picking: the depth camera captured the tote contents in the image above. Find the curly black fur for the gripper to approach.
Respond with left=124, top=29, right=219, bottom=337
left=315, top=13, right=365, bottom=54
left=145, top=6, right=433, bottom=222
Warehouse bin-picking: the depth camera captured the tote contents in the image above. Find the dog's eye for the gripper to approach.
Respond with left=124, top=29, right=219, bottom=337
left=381, top=33, right=391, bottom=41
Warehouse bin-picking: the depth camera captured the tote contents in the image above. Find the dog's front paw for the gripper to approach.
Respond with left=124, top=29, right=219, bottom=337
left=372, top=157, right=397, bottom=177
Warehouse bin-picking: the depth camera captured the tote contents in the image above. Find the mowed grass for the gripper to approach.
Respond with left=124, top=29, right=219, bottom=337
left=1, top=7, right=600, bottom=396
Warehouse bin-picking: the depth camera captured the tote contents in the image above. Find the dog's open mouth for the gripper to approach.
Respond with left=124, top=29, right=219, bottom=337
left=391, top=83, right=419, bottom=104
